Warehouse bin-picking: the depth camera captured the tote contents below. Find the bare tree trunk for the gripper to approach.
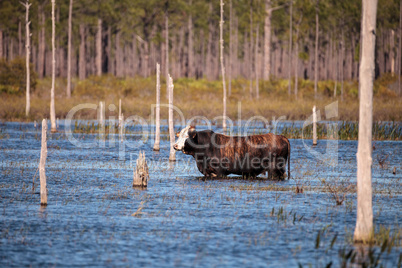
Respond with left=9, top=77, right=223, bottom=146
left=229, top=0, right=233, bottom=95
left=119, top=99, right=122, bottom=140
left=106, top=26, right=112, bottom=73
left=313, top=106, right=317, bottom=145
left=357, top=32, right=361, bottom=81
left=220, top=0, right=227, bottom=131
left=264, top=0, right=272, bottom=80
left=178, top=27, right=185, bottom=77
left=349, top=37, right=353, bottom=80
left=50, top=0, right=56, bottom=133
left=56, top=6, right=61, bottom=77
left=168, top=75, right=175, bottom=161
left=131, top=35, right=137, bottom=76
left=133, top=151, right=149, bottom=187
left=249, top=6, right=253, bottom=98
left=255, top=26, right=260, bottom=99
left=95, top=18, right=102, bottom=76
left=143, top=42, right=149, bottom=77
left=124, top=43, right=129, bottom=77
left=127, top=44, right=132, bottom=77
left=0, top=30, right=3, bottom=59
left=18, top=21, right=22, bottom=56
left=22, top=1, right=31, bottom=117
left=326, top=33, right=331, bottom=80
left=354, top=0, right=377, bottom=244
left=149, top=25, right=157, bottom=75
left=165, top=13, right=169, bottom=97
left=66, top=0, right=73, bottom=98
left=122, top=42, right=127, bottom=76
left=98, top=101, right=105, bottom=145
left=154, top=63, right=161, bottom=151
left=116, top=31, right=123, bottom=77
left=334, top=39, right=338, bottom=98
left=390, top=30, right=395, bottom=76
left=10, top=38, right=14, bottom=61
left=399, top=0, right=402, bottom=95
left=294, top=24, right=300, bottom=99
left=205, top=3, right=213, bottom=80
left=288, top=0, right=292, bottom=96
left=99, top=101, right=104, bottom=128
left=314, top=0, right=319, bottom=99
left=307, top=36, right=312, bottom=78
left=38, top=4, right=45, bottom=79
left=39, top=119, right=48, bottom=206
left=213, top=30, right=220, bottom=80
left=79, top=24, right=86, bottom=80
left=3, top=35, right=7, bottom=60
left=341, top=27, right=345, bottom=101
left=188, top=0, right=194, bottom=78
left=206, top=34, right=212, bottom=79
left=234, top=17, right=239, bottom=78
left=200, top=30, right=205, bottom=78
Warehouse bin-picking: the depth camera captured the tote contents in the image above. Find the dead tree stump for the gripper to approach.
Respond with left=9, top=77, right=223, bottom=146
left=153, top=63, right=161, bottom=151
left=39, top=119, right=48, bottom=206
left=133, top=151, right=149, bottom=187
left=313, top=105, right=317, bottom=146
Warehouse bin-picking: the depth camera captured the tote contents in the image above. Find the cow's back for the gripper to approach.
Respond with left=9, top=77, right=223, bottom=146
left=205, top=133, right=289, bottom=176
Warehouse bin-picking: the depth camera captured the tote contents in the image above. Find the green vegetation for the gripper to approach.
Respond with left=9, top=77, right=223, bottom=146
left=0, top=58, right=37, bottom=94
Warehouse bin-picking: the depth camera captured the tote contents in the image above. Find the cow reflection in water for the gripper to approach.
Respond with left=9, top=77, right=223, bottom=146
left=173, top=126, right=290, bottom=179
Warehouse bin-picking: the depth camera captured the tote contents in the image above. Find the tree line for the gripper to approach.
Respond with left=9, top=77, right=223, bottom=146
left=0, top=0, right=400, bottom=90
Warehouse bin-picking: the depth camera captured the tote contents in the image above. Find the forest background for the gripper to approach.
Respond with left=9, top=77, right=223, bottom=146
left=0, top=0, right=401, bottom=122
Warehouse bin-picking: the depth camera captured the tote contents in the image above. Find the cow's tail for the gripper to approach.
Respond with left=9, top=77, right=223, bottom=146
left=286, top=137, right=291, bottom=179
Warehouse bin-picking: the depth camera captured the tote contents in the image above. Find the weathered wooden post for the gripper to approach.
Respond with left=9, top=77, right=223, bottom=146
left=153, top=63, right=161, bottom=151
left=313, top=106, right=317, bottom=146
left=119, top=99, right=122, bottom=124
left=39, top=119, right=48, bottom=206
left=99, top=101, right=104, bottom=127
left=168, top=74, right=176, bottom=161
left=133, top=151, right=149, bottom=187
left=120, top=114, right=124, bottom=142
left=99, top=101, right=105, bottom=145
left=119, top=99, right=123, bottom=142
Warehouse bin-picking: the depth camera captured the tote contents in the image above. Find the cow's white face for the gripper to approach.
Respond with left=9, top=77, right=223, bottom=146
left=173, top=126, right=191, bottom=151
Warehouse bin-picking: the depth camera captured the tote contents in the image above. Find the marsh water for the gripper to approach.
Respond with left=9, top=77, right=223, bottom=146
left=0, top=121, right=401, bottom=267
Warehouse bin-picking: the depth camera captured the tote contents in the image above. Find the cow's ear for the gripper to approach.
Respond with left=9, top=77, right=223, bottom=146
left=188, top=127, right=197, bottom=139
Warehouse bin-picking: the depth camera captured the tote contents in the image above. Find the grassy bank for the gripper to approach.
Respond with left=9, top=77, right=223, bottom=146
left=65, top=120, right=400, bottom=141
left=0, top=74, right=401, bottom=122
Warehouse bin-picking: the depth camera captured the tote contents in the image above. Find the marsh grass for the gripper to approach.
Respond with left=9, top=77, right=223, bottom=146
left=305, top=224, right=402, bottom=268
left=377, top=152, right=390, bottom=169
left=320, top=179, right=355, bottom=206
left=282, top=121, right=401, bottom=140
left=67, top=120, right=401, bottom=141
left=1, top=75, right=401, bottom=123
left=338, top=228, right=402, bottom=268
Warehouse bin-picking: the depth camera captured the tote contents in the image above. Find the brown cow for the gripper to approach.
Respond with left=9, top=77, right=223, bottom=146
left=173, top=126, right=290, bottom=179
